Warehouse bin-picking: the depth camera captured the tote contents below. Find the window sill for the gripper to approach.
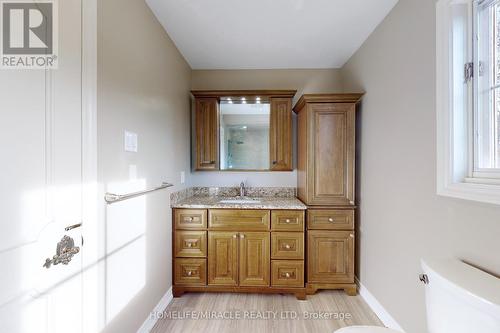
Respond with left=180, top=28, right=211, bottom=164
left=438, top=181, right=500, bottom=205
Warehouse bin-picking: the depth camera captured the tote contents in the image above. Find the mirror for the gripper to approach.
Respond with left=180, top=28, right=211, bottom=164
left=219, top=98, right=270, bottom=170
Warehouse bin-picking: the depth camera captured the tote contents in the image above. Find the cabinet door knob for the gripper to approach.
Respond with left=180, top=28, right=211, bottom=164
left=187, top=217, right=193, bottom=222
left=240, top=234, right=245, bottom=239
left=186, top=271, right=192, bottom=276
left=285, top=219, right=291, bottom=223
left=284, top=244, right=291, bottom=249
left=350, top=234, right=354, bottom=238
left=349, top=201, right=354, bottom=205
left=328, top=217, right=334, bottom=222
left=187, top=243, right=192, bottom=248
left=233, top=234, right=238, bottom=239
left=285, top=272, right=291, bottom=278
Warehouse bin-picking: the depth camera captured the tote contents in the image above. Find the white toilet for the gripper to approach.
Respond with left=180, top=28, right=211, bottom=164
left=335, top=258, right=500, bottom=333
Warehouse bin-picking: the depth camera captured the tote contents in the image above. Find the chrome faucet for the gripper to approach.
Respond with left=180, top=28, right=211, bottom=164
left=239, top=181, right=245, bottom=197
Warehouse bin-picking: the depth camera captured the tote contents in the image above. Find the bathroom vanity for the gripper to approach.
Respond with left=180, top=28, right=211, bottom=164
left=171, top=92, right=362, bottom=300
left=172, top=196, right=307, bottom=299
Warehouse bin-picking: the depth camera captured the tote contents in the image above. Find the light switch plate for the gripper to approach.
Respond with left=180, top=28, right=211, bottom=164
left=124, top=131, right=138, bottom=152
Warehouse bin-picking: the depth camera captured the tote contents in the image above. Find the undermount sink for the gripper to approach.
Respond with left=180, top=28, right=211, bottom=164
left=219, top=197, right=261, bottom=204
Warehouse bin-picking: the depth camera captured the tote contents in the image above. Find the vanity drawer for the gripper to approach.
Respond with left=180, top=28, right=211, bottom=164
left=174, top=258, right=207, bottom=286
left=307, top=209, right=354, bottom=230
left=175, top=231, right=207, bottom=257
left=209, top=209, right=270, bottom=231
left=271, top=210, right=304, bottom=231
left=175, top=209, right=207, bottom=229
left=271, top=260, right=304, bottom=288
left=271, top=232, right=304, bottom=259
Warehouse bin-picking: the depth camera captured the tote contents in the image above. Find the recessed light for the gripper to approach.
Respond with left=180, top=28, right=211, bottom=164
left=256, top=97, right=261, bottom=101
left=241, top=97, right=246, bottom=101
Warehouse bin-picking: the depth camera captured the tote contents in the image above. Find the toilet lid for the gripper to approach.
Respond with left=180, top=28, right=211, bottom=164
left=334, top=326, right=402, bottom=333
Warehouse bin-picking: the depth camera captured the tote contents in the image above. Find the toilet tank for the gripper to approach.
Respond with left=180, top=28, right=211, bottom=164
left=421, top=259, right=500, bottom=333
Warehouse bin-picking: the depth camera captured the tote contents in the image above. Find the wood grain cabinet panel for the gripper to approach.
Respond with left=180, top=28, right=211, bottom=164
left=174, top=209, right=207, bottom=230
left=195, top=98, right=219, bottom=170
left=239, top=232, right=270, bottom=287
left=209, top=209, right=270, bottom=231
left=271, top=260, right=304, bottom=288
left=174, top=258, right=207, bottom=286
left=271, top=210, right=304, bottom=231
left=307, top=230, right=355, bottom=284
left=294, top=95, right=361, bottom=206
left=271, top=232, right=304, bottom=260
left=208, top=232, right=239, bottom=286
left=307, top=209, right=354, bottom=230
left=175, top=231, right=207, bottom=257
left=270, top=98, right=293, bottom=171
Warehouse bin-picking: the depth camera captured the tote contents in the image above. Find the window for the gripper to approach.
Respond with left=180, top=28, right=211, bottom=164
left=475, top=0, right=500, bottom=176
left=437, top=0, right=500, bottom=205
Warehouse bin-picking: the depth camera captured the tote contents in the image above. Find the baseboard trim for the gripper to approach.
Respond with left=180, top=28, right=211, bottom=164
left=355, top=277, right=405, bottom=332
left=137, top=287, right=173, bottom=333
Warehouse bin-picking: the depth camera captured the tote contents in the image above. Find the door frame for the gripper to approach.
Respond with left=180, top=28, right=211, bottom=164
left=81, top=0, right=101, bottom=331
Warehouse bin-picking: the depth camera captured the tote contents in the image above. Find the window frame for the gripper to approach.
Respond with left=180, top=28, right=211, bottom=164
left=436, top=0, right=500, bottom=205
left=472, top=0, right=500, bottom=177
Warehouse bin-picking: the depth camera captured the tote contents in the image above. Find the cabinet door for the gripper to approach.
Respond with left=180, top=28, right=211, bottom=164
left=239, top=232, right=270, bottom=286
left=195, top=98, right=219, bottom=170
left=270, top=98, right=292, bottom=171
left=208, top=232, right=238, bottom=286
left=308, top=230, right=354, bottom=284
left=308, top=103, right=355, bottom=205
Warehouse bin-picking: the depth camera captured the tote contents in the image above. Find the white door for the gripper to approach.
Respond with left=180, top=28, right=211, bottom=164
left=0, top=0, right=86, bottom=332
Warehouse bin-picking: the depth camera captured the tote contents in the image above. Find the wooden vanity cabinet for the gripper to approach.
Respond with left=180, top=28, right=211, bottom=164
left=192, top=90, right=295, bottom=171
left=194, top=98, right=219, bottom=170
left=294, top=94, right=362, bottom=206
left=294, top=94, right=362, bottom=297
left=173, top=208, right=306, bottom=299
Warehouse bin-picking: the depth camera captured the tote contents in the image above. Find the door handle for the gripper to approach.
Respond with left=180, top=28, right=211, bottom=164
left=65, top=223, right=82, bottom=231
left=43, top=235, right=80, bottom=268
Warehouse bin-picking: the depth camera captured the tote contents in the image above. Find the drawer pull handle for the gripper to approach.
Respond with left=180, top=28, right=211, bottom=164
left=186, top=271, right=192, bottom=276
left=284, top=244, right=291, bottom=249
left=285, top=219, right=291, bottom=223
left=186, top=242, right=196, bottom=248
left=185, top=217, right=194, bottom=222
left=328, top=217, right=334, bottom=222
left=284, top=272, right=291, bottom=278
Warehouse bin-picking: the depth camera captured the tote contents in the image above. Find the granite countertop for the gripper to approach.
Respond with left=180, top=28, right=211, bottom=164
left=172, top=196, right=307, bottom=210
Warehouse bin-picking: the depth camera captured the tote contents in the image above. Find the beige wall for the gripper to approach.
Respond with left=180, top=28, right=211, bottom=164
left=190, top=69, right=343, bottom=187
left=97, top=0, right=191, bottom=332
left=192, top=69, right=343, bottom=105
left=340, top=0, right=500, bottom=332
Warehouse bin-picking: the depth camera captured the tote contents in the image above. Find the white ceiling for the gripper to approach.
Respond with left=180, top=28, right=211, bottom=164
left=146, top=0, right=399, bottom=70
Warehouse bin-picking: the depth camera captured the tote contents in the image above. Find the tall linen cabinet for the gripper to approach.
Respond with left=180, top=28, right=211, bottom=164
left=293, top=94, right=362, bottom=296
